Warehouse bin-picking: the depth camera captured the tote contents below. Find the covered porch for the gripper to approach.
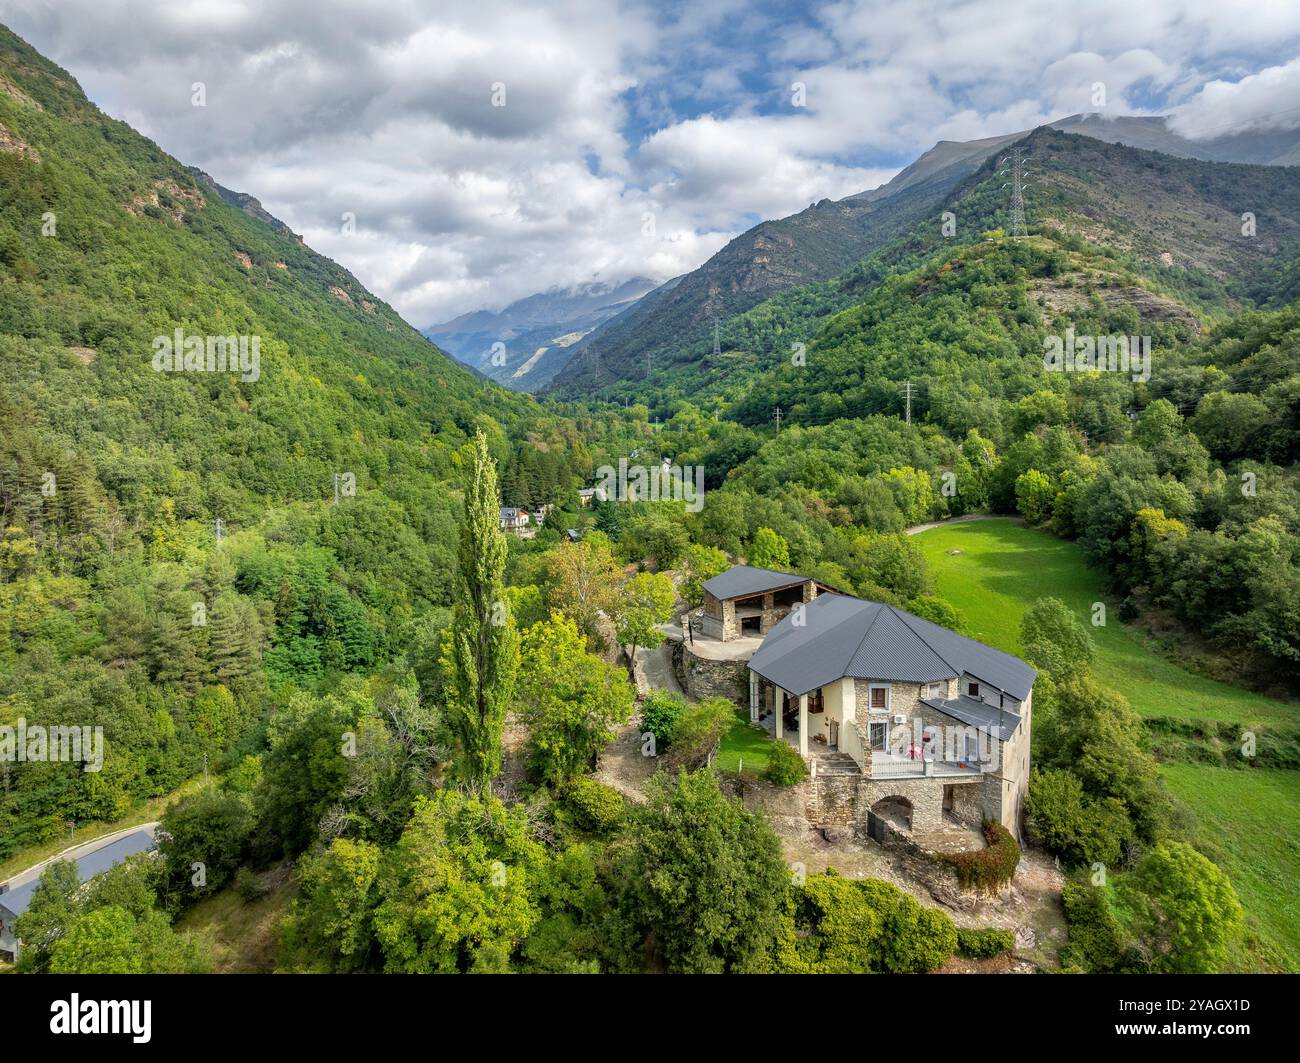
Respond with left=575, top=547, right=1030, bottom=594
left=748, top=670, right=865, bottom=773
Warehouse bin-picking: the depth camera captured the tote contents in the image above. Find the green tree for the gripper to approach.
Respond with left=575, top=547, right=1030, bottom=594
left=1019, top=596, right=1094, bottom=680
left=373, top=790, right=542, bottom=973
left=614, top=571, right=674, bottom=679
left=442, top=430, right=520, bottom=792
left=518, top=613, right=634, bottom=784
left=280, top=837, right=383, bottom=972
left=1015, top=468, right=1055, bottom=524
left=612, top=770, right=788, bottom=973
left=748, top=527, right=791, bottom=569
left=1122, top=841, right=1244, bottom=973
left=48, top=906, right=208, bottom=974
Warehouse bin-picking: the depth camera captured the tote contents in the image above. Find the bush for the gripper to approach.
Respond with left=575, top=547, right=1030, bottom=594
left=663, top=697, right=735, bottom=769
left=938, top=822, right=1020, bottom=893
left=234, top=867, right=266, bottom=903
left=561, top=777, right=626, bottom=834
left=1060, top=880, right=1136, bottom=973
left=765, top=740, right=808, bottom=786
left=1026, top=769, right=1134, bottom=868
left=640, top=689, right=685, bottom=752
left=779, top=872, right=957, bottom=973
left=956, top=926, right=1014, bottom=958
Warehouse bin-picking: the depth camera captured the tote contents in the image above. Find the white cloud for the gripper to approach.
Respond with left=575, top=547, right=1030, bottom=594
left=2, top=0, right=1299, bottom=325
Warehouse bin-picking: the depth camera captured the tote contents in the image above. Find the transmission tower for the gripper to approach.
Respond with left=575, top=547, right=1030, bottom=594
left=901, top=381, right=913, bottom=425
left=998, top=146, right=1030, bottom=237
left=713, top=315, right=721, bottom=357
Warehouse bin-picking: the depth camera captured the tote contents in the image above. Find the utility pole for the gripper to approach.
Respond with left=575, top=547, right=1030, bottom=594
left=774, top=406, right=783, bottom=432
left=901, top=381, right=913, bottom=426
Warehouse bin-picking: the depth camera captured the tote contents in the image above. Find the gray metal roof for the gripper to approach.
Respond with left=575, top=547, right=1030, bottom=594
left=923, top=694, right=1023, bottom=741
left=748, top=592, right=1035, bottom=701
left=701, top=565, right=807, bottom=601
left=0, top=830, right=155, bottom=919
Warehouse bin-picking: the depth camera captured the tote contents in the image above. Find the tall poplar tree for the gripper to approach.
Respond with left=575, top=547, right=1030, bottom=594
left=442, top=431, right=519, bottom=791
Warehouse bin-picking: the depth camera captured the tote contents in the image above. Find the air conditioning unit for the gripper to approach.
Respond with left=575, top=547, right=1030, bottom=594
left=891, top=714, right=907, bottom=725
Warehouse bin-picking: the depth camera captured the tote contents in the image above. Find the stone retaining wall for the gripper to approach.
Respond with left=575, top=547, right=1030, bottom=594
left=673, top=641, right=749, bottom=703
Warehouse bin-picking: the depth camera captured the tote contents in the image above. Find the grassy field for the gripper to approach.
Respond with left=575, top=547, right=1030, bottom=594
left=916, top=519, right=1296, bottom=726
left=916, top=518, right=1299, bottom=971
left=1159, top=762, right=1299, bottom=971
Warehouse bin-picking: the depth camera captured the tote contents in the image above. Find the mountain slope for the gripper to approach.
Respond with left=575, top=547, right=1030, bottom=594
left=424, top=277, right=655, bottom=390
left=553, top=127, right=1300, bottom=410
left=549, top=116, right=1300, bottom=400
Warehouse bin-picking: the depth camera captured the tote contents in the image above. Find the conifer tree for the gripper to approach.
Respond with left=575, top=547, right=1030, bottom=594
left=441, top=431, right=519, bottom=791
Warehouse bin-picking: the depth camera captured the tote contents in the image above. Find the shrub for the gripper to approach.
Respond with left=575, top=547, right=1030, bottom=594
left=234, top=867, right=266, bottom=903
left=1060, top=880, right=1135, bottom=973
left=956, top=926, right=1014, bottom=958
left=640, top=689, right=685, bottom=752
left=778, top=871, right=956, bottom=974
left=663, top=696, right=735, bottom=769
left=765, top=740, right=808, bottom=786
left=938, top=822, right=1020, bottom=893
left=561, top=777, right=626, bottom=834
left=1026, top=768, right=1134, bottom=868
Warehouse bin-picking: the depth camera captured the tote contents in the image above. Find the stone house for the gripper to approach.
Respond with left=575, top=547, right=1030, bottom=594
left=683, top=566, right=1035, bottom=841
left=697, top=565, right=838, bottom=641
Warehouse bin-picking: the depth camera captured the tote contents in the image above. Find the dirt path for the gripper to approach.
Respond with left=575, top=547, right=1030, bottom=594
left=904, top=512, right=1024, bottom=536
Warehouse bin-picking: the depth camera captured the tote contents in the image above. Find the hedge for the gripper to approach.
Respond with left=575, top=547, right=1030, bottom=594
left=938, top=821, right=1020, bottom=892
left=956, top=926, right=1014, bottom=958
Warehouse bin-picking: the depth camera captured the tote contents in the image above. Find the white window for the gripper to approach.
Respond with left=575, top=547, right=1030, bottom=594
left=868, top=721, right=888, bottom=751
left=925, top=682, right=944, bottom=700
left=869, top=685, right=889, bottom=711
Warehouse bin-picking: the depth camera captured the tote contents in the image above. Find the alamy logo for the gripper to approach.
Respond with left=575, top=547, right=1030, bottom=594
left=1042, top=327, right=1150, bottom=383
left=0, top=718, right=104, bottom=772
left=595, top=458, right=705, bottom=513
left=152, top=329, right=261, bottom=382
left=50, top=995, right=151, bottom=1044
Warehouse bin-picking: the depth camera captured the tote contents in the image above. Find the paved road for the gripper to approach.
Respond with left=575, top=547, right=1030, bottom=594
left=3, top=822, right=159, bottom=891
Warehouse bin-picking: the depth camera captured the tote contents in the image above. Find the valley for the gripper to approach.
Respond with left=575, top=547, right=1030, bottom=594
left=1, top=10, right=1297, bottom=990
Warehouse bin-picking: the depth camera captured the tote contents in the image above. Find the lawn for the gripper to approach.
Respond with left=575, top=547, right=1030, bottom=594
left=1160, top=763, right=1299, bottom=971
left=916, top=519, right=1296, bottom=726
left=916, top=518, right=1299, bottom=971
left=714, top=707, right=776, bottom=777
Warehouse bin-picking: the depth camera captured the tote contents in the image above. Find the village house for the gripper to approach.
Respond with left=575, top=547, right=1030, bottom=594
left=684, top=565, right=1035, bottom=841
left=498, top=506, right=533, bottom=537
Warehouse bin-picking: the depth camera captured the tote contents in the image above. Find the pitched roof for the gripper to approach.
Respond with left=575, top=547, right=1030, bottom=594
left=701, top=565, right=808, bottom=601
left=0, top=830, right=155, bottom=920
left=747, top=593, right=1035, bottom=701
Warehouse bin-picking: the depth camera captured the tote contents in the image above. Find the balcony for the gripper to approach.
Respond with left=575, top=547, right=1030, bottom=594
left=868, top=750, right=985, bottom=779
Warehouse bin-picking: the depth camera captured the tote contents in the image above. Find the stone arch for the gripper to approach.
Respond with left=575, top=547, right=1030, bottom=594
left=868, top=795, right=913, bottom=841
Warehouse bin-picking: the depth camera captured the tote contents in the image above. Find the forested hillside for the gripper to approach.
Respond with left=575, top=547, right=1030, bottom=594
left=0, top=23, right=625, bottom=856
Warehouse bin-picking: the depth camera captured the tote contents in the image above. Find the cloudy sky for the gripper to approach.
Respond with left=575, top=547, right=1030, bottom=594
left=4, top=0, right=1300, bottom=326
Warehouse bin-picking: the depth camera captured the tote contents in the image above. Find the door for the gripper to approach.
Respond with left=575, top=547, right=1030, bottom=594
left=828, top=719, right=839, bottom=750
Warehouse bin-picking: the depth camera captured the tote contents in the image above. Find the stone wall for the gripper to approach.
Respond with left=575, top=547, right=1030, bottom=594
left=673, top=641, right=749, bottom=703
